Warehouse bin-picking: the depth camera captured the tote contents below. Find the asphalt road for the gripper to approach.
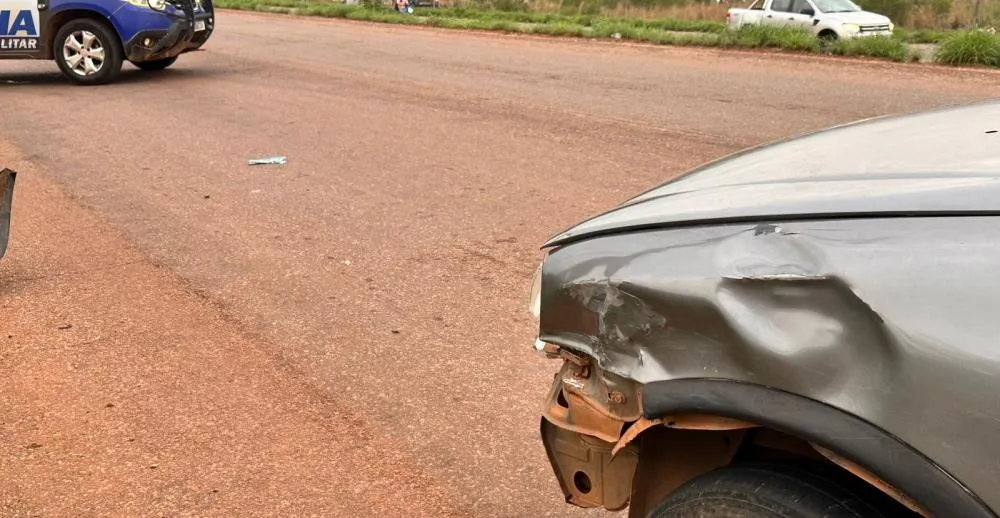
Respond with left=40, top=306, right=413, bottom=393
left=1, top=11, right=998, bottom=517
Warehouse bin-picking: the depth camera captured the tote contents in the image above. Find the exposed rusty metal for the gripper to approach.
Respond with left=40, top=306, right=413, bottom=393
left=558, top=348, right=591, bottom=379
left=612, top=417, right=662, bottom=457
left=540, top=417, right=638, bottom=511
left=542, top=362, right=625, bottom=444
left=661, top=414, right=757, bottom=432
left=608, top=391, right=626, bottom=405
left=533, top=338, right=561, bottom=359
left=612, top=414, right=758, bottom=457
left=813, top=444, right=931, bottom=517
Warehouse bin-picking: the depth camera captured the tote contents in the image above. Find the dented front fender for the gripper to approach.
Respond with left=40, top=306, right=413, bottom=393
left=537, top=217, right=1000, bottom=514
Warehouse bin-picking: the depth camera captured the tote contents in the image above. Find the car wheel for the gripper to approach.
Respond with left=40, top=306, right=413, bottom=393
left=648, top=462, right=903, bottom=518
left=54, top=19, right=123, bottom=86
left=819, top=31, right=839, bottom=44
left=134, top=56, right=178, bottom=72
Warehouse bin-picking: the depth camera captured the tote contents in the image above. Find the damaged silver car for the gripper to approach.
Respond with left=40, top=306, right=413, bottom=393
left=530, top=100, right=1000, bottom=518
left=0, top=169, right=15, bottom=262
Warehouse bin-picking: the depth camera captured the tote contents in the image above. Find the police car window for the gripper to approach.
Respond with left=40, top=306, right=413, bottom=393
left=771, top=0, right=794, bottom=12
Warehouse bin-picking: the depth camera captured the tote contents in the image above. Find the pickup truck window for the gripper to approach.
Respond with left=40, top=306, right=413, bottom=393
left=792, top=0, right=813, bottom=13
left=749, top=0, right=764, bottom=10
left=771, top=0, right=794, bottom=12
left=813, top=0, right=862, bottom=12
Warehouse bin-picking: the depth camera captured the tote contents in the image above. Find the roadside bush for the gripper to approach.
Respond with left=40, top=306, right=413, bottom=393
left=719, top=25, right=819, bottom=52
left=894, top=27, right=952, bottom=44
left=591, top=20, right=642, bottom=39
left=830, top=35, right=910, bottom=61
left=304, top=3, right=357, bottom=17
left=529, top=22, right=587, bottom=36
left=934, top=29, right=1000, bottom=67
left=640, top=17, right=725, bottom=33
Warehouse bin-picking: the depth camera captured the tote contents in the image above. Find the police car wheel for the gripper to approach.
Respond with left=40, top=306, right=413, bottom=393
left=53, top=19, right=123, bottom=86
left=134, top=56, right=178, bottom=71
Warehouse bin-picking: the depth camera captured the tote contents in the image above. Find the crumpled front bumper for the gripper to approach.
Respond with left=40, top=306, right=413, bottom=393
left=0, top=169, right=16, bottom=261
left=124, top=7, right=215, bottom=63
left=539, top=351, right=644, bottom=512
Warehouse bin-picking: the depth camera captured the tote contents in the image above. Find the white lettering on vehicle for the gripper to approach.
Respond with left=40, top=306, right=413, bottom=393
left=1, top=5, right=40, bottom=53
left=0, top=37, right=37, bottom=50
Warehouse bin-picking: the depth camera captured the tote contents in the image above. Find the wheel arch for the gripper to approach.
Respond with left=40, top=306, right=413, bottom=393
left=634, top=379, right=996, bottom=518
left=818, top=27, right=840, bottom=40
left=44, top=8, right=123, bottom=60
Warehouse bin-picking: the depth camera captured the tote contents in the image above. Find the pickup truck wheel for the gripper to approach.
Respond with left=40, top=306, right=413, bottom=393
left=134, top=57, right=178, bottom=71
left=819, top=30, right=839, bottom=43
left=647, top=462, right=906, bottom=518
left=54, top=19, right=123, bottom=86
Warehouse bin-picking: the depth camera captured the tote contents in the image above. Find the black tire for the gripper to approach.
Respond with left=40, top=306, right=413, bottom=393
left=648, top=462, right=909, bottom=518
left=819, top=31, right=839, bottom=44
left=53, top=18, right=123, bottom=86
left=134, top=56, right=178, bottom=71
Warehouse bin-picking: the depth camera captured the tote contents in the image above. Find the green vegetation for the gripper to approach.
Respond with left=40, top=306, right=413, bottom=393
left=893, top=27, right=953, bottom=44
left=215, top=0, right=1000, bottom=69
left=418, top=7, right=726, bottom=33
left=831, top=35, right=911, bottom=61
left=718, top=24, right=820, bottom=52
left=857, top=0, right=1000, bottom=30
left=934, top=29, right=1000, bottom=67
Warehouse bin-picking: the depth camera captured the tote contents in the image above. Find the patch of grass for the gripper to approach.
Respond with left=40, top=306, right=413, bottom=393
left=303, top=3, right=359, bottom=17
left=527, top=22, right=587, bottom=37
left=718, top=25, right=819, bottom=52
left=830, top=35, right=910, bottom=61
left=934, top=29, right=1000, bottom=67
left=639, top=17, right=724, bottom=33
left=415, top=7, right=722, bottom=32
left=894, top=27, right=953, bottom=44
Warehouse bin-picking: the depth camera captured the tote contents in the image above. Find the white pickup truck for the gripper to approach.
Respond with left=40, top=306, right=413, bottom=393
left=727, top=0, right=894, bottom=41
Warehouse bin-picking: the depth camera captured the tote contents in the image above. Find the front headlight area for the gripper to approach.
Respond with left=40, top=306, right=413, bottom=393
left=528, top=257, right=563, bottom=359
left=842, top=23, right=860, bottom=34
left=528, top=261, right=542, bottom=319
left=124, top=0, right=168, bottom=10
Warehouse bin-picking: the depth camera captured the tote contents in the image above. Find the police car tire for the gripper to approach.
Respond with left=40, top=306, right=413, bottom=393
left=134, top=56, right=178, bottom=71
left=53, top=19, right=123, bottom=86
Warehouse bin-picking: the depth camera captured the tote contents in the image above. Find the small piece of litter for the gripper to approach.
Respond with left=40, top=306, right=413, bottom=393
left=251, top=189, right=262, bottom=194
left=248, top=156, right=287, bottom=166
left=611, top=32, right=622, bottom=39
left=58, top=324, right=73, bottom=330
left=342, top=260, right=351, bottom=265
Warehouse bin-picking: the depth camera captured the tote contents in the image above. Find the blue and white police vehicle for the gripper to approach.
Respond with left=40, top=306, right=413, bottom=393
left=1, top=0, right=213, bottom=84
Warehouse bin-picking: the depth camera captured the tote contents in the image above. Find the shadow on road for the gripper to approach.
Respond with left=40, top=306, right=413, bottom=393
left=0, top=66, right=227, bottom=88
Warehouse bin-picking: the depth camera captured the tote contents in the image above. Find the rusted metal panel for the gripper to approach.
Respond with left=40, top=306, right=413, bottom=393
left=539, top=416, right=638, bottom=512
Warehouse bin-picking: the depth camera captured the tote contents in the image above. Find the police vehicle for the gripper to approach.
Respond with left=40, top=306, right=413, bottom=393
left=1, top=0, right=213, bottom=85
